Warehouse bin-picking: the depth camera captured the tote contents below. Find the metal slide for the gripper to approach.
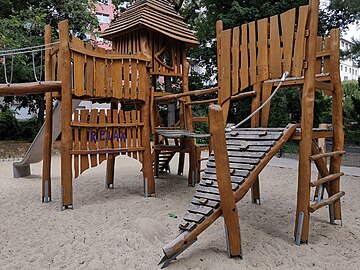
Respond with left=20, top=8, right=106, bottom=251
left=13, top=100, right=81, bottom=177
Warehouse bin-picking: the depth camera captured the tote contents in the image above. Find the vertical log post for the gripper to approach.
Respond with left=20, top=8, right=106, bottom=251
left=42, top=25, right=53, bottom=203
left=209, top=104, right=241, bottom=258
left=59, top=20, right=73, bottom=209
left=295, top=0, right=319, bottom=243
left=314, top=123, right=328, bottom=201
left=106, top=101, right=118, bottom=189
left=329, top=28, right=344, bottom=221
left=182, top=48, right=196, bottom=186
left=250, top=83, right=261, bottom=204
left=141, top=69, right=155, bottom=196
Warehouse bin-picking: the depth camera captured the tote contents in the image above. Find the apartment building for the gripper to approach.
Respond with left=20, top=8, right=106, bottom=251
left=340, top=38, right=360, bottom=81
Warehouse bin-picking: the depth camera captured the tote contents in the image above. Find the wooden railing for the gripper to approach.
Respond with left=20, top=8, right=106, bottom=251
left=71, top=109, right=145, bottom=177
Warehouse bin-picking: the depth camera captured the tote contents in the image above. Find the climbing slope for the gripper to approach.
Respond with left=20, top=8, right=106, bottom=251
left=13, top=100, right=81, bottom=177
left=160, top=124, right=298, bottom=268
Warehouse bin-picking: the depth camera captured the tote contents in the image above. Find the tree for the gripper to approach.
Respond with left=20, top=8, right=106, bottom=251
left=0, top=0, right=100, bottom=129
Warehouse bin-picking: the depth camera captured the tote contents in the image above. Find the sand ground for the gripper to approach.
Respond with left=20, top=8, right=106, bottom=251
left=0, top=154, right=359, bottom=270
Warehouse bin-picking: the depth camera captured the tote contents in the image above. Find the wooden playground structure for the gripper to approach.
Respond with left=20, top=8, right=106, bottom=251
left=0, top=0, right=345, bottom=266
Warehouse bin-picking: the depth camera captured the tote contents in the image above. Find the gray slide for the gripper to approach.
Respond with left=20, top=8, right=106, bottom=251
left=13, top=100, right=81, bottom=178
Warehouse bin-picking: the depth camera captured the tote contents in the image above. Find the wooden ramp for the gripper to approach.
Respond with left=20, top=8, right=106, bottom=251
left=160, top=124, right=298, bottom=268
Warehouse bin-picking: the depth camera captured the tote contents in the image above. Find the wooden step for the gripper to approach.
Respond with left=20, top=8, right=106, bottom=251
left=310, top=150, right=346, bottom=161
left=310, top=172, right=344, bottom=187
left=309, top=191, right=345, bottom=213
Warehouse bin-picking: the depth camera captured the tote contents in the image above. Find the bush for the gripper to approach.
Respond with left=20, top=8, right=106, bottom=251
left=0, top=110, right=20, bottom=140
left=19, top=117, right=39, bottom=141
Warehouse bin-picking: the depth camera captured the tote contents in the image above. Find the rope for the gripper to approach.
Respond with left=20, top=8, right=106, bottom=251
left=225, top=71, right=289, bottom=132
left=32, top=49, right=43, bottom=83
left=0, top=42, right=59, bottom=55
left=3, top=55, right=14, bottom=86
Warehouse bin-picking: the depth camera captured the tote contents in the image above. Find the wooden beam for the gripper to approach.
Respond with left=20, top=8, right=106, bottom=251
left=42, top=24, right=53, bottom=203
left=309, top=191, right=345, bottom=213
left=310, top=150, right=345, bottom=161
left=155, top=87, right=218, bottom=101
left=0, top=81, right=61, bottom=97
left=310, top=172, right=344, bottom=187
left=209, top=105, right=241, bottom=257
left=59, top=20, right=73, bottom=209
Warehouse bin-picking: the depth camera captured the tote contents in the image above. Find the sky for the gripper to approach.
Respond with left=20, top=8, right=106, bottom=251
left=343, top=23, right=360, bottom=41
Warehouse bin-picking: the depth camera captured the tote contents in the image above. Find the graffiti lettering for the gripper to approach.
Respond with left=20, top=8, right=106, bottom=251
left=90, top=130, right=127, bottom=143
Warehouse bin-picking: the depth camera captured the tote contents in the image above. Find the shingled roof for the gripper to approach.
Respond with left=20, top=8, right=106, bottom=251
left=102, top=0, right=199, bottom=47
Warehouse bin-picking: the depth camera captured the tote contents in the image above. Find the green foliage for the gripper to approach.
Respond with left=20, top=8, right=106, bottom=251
left=0, top=110, right=20, bottom=140
left=19, top=117, right=39, bottom=141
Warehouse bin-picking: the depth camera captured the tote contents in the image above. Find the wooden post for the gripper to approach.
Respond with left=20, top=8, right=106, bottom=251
left=295, top=0, right=319, bottom=242
left=182, top=48, right=196, bottom=186
left=250, top=83, right=261, bottom=204
left=314, top=123, right=328, bottom=200
left=42, top=25, right=53, bottom=203
left=141, top=69, right=155, bottom=196
left=59, top=20, right=73, bottom=209
left=106, top=102, right=118, bottom=189
left=209, top=104, right=241, bottom=257
left=329, top=28, right=344, bottom=221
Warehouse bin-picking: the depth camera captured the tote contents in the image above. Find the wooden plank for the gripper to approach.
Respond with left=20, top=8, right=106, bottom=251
left=197, top=185, right=220, bottom=195
left=219, top=29, right=232, bottom=106
left=232, top=26, right=240, bottom=95
left=207, top=161, right=255, bottom=171
left=73, top=110, right=80, bottom=178
left=80, top=110, right=90, bottom=174
left=226, top=139, right=276, bottom=146
left=227, top=150, right=265, bottom=159
left=226, top=145, right=271, bottom=152
left=248, top=21, right=257, bottom=85
left=191, top=198, right=220, bottom=209
left=98, top=110, right=107, bottom=164
left=89, top=109, right=98, bottom=167
left=226, top=133, right=281, bottom=140
left=183, top=212, right=205, bottom=224
left=315, top=36, right=323, bottom=74
left=112, top=110, right=120, bottom=155
left=323, top=37, right=330, bottom=74
left=240, top=24, right=249, bottom=90
left=123, top=60, right=130, bottom=99
left=179, top=221, right=197, bottom=231
left=257, top=18, right=269, bottom=81
left=280, top=8, right=296, bottom=75
left=72, top=37, right=85, bottom=96
left=204, top=167, right=250, bottom=177
left=95, top=48, right=106, bottom=97
left=199, top=181, right=239, bottom=191
left=119, top=111, right=126, bottom=154
left=209, top=155, right=261, bottom=165
left=138, top=61, right=147, bottom=101
left=194, top=192, right=221, bottom=202
left=85, top=43, right=94, bottom=96
left=131, top=59, right=138, bottom=100
left=292, top=5, right=309, bottom=77
left=137, top=110, right=143, bottom=163
left=125, top=111, right=132, bottom=157
left=112, top=60, right=123, bottom=99
left=269, top=15, right=282, bottom=79
left=71, top=147, right=145, bottom=155
left=188, top=204, right=214, bottom=216
left=261, top=83, right=272, bottom=127
left=131, top=110, right=138, bottom=160
left=202, top=174, right=245, bottom=185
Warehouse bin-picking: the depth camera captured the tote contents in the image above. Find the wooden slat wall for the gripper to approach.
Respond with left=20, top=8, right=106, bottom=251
left=71, top=109, right=145, bottom=177
left=69, top=37, right=149, bottom=101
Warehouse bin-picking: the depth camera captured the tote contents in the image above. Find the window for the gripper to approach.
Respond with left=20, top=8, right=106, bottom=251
left=349, top=68, right=352, bottom=73
left=341, top=41, right=344, bottom=47
left=341, top=65, right=343, bottom=71
left=344, top=76, right=348, bottom=81
left=345, top=66, right=347, bottom=72
left=96, top=13, right=109, bottom=23
left=99, top=0, right=109, bottom=4
left=353, top=69, right=355, bottom=75
left=356, top=70, right=358, bottom=76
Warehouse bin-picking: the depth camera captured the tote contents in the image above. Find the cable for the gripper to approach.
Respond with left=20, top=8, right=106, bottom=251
left=225, top=71, right=289, bottom=132
left=0, top=42, right=59, bottom=54
left=32, top=49, right=43, bottom=83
